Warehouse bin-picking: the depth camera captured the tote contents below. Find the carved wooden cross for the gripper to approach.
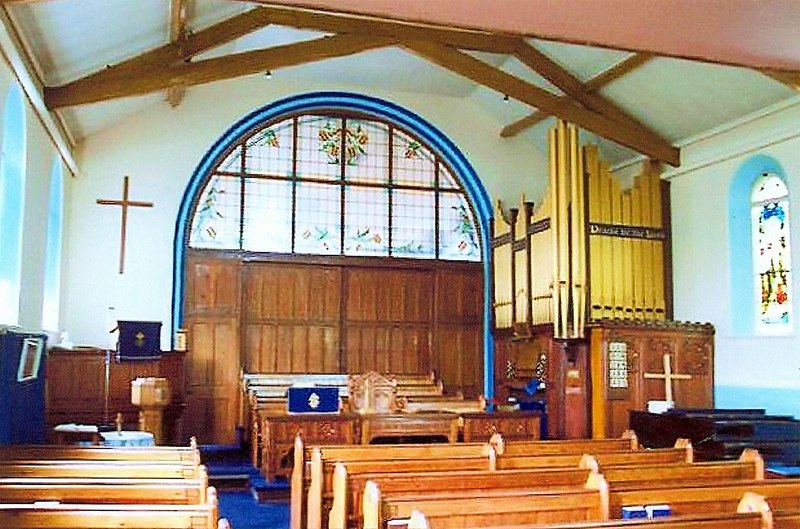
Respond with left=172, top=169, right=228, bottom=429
left=96, top=175, right=153, bottom=274
left=643, top=353, right=692, bottom=402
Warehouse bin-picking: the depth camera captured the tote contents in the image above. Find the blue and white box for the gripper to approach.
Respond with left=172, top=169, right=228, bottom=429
left=621, top=506, right=647, bottom=519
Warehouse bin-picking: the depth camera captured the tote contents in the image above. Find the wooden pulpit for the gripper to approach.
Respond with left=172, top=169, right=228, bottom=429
left=131, top=377, right=171, bottom=444
left=348, top=372, right=398, bottom=414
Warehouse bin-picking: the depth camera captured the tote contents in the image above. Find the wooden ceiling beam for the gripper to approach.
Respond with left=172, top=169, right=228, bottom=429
left=59, top=7, right=277, bottom=93
left=44, top=34, right=393, bottom=108
left=402, top=40, right=679, bottom=166
left=166, top=0, right=189, bottom=108
left=233, top=3, right=519, bottom=54
left=512, top=41, right=668, bottom=147
left=501, top=53, right=653, bottom=138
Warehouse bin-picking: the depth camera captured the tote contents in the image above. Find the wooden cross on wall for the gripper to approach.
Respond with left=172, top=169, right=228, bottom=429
left=643, top=353, right=692, bottom=402
left=96, top=175, right=153, bottom=274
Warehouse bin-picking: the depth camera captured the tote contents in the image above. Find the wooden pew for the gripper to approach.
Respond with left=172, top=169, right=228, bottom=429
left=291, top=433, right=642, bottom=529
left=0, top=486, right=223, bottom=529
left=0, top=471, right=209, bottom=504
left=0, top=440, right=200, bottom=464
left=775, top=510, right=800, bottom=528
left=499, top=431, right=638, bottom=456
left=363, top=473, right=610, bottom=529
left=608, top=478, right=800, bottom=518
left=0, top=461, right=205, bottom=479
left=333, top=465, right=600, bottom=529
left=495, top=440, right=692, bottom=471
left=602, top=449, right=764, bottom=489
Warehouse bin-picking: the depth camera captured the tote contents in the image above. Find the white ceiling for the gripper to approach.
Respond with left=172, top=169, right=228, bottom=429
left=5, top=0, right=797, bottom=167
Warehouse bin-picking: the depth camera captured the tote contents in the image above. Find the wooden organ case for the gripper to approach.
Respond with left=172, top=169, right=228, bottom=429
left=492, top=119, right=714, bottom=439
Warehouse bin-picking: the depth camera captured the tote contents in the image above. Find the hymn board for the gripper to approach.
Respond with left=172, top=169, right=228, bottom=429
left=492, top=119, right=714, bottom=439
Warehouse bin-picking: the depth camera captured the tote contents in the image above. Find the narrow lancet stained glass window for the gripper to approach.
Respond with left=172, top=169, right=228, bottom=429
left=751, top=173, right=792, bottom=333
left=188, top=112, right=481, bottom=262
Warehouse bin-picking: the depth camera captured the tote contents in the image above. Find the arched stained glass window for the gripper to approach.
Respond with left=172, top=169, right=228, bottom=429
left=188, top=113, right=481, bottom=261
left=751, top=173, right=792, bottom=333
left=0, top=83, right=26, bottom=325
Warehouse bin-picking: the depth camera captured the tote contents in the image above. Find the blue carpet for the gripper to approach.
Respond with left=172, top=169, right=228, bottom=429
left=218, top=491, right=289, bottom=529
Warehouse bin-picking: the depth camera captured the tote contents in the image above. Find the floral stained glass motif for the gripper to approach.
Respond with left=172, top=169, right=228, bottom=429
left=245, top=124, right=293, bottom=177
left=190, top=175, right=242, bottom=249
left=295, top=182, right=341, bottom=255
left=751, top=173, right=792, bottom=332
left=296, top=116, right=341, bottom=181
left=392, top=130, right=435, bottom=188
left=346, top=120, right=388, bottom=184
left=319, top=120, right=369, bottom=166
left=391, top=190, right=435, bottom=258
left=439, top=192, right=480, bottom=261
left=345, top=187, right=389, bottom=256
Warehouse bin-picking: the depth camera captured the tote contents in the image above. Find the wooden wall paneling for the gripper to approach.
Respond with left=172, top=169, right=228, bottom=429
left=243, top=263, right=341, bottom=373
left=46, top=348, right=106, bottom=428
left=184, top=254, right=241, bottom=444
left=46, top=348, right=186, bottom=444
left=345, top=267, right=434, bottom=375
left=589, top=320, right=714, bottom=439
left=434, top=267, right=483, bottom=397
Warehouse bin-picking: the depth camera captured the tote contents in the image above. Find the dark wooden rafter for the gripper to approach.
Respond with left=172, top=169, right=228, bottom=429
left=760, top=68, right=800, bottom=91
left=45, top=7, right=279, bottom=100
left=231, top=3, right=520, bottom=54
left=166, top=0, right=189, bottom=108
left=402, top=39, right=680, bottom=166
left=44, top=34, right=395, bottom=108
left=501, top=53, right=654, bottom=138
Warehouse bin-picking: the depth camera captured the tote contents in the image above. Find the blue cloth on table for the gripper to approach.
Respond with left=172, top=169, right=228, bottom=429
left=287, top=386, right=339, bottom=413
left=100, top=431, right=155, bottom=447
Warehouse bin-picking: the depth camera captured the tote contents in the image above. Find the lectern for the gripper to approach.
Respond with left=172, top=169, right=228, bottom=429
left=131, top=377, right=170, bottom=444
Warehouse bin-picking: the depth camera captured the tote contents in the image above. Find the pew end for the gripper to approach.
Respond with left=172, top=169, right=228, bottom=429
left=673, top=438, right=694, bottom=462
left=737, top=492, right=773, bottom=529
left=739, top=448, right=765, bottom=480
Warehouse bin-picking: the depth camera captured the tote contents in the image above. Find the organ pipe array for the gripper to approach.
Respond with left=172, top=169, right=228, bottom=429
left=492, top=119, right=671, bottom=339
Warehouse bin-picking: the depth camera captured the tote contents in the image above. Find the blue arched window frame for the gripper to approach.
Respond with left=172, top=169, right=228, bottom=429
left=0, top=82, right=26, bottom=325
left=42, top=157, right=64, bottom=331
left=728, top=154, right=792, bottom=335
left=172, top=92, right=495, bottom=397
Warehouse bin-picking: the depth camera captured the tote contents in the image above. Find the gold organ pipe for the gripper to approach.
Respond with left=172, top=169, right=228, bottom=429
left=621, top=190, right=633, bottom=316
left=631, top=174, right=645, bottom=319
left=610, top=164, right=623, bottom=318
left=568, top=124, right=584, bottom=338
left=492, top=200, right=513, bottom=329
left=548, top=126, right=561, bottom=336
left=651, top=163, right=666, bottom=318
left=514, top=198, right=529, bottom=327
left=585, top=146, right=601, bottom=321
left=556, top=120, right=571, bottom=338
left=599, top=162, right=613, bottom=319
left=575, top=135, right=587, bottom=336
left=531, top=193, right=552, bottom=325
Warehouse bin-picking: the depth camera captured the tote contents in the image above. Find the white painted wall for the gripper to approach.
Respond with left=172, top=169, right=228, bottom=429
left=63, top=76, right=545, bottom=349
left=667, top=96, right=800, bottom=415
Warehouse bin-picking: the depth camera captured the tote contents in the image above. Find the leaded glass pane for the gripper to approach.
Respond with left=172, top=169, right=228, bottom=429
left=391, top=189, right=435, bottom=258
left=344, top=187, right=389, bottom=256
left=752, top=174, right=788, bottom=203
left=244, top=120, right=293, bottom=177
left=296, top=115, right=341, bottom=181
left=217, top=146, right=242, bottom=173
left=439, top=192, right=480, bottom=261
left=242, top=178, right=292, bottom=252
left=190, top=175, right=242, bottom=249
left=345, top=120, right=388, bottom=184
left=392, top=130, right=435, bottom=188
left=751, top=177, right=792, bottom=332
left=439, top=162, right=460, bottom=190
left=295, top=181, right=341, bottom=255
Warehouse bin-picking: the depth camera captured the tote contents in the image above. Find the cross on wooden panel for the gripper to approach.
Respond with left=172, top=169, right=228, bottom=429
left=643, top=353, right=692, bottom=402
left=96, top=175, right=153, bottom=274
